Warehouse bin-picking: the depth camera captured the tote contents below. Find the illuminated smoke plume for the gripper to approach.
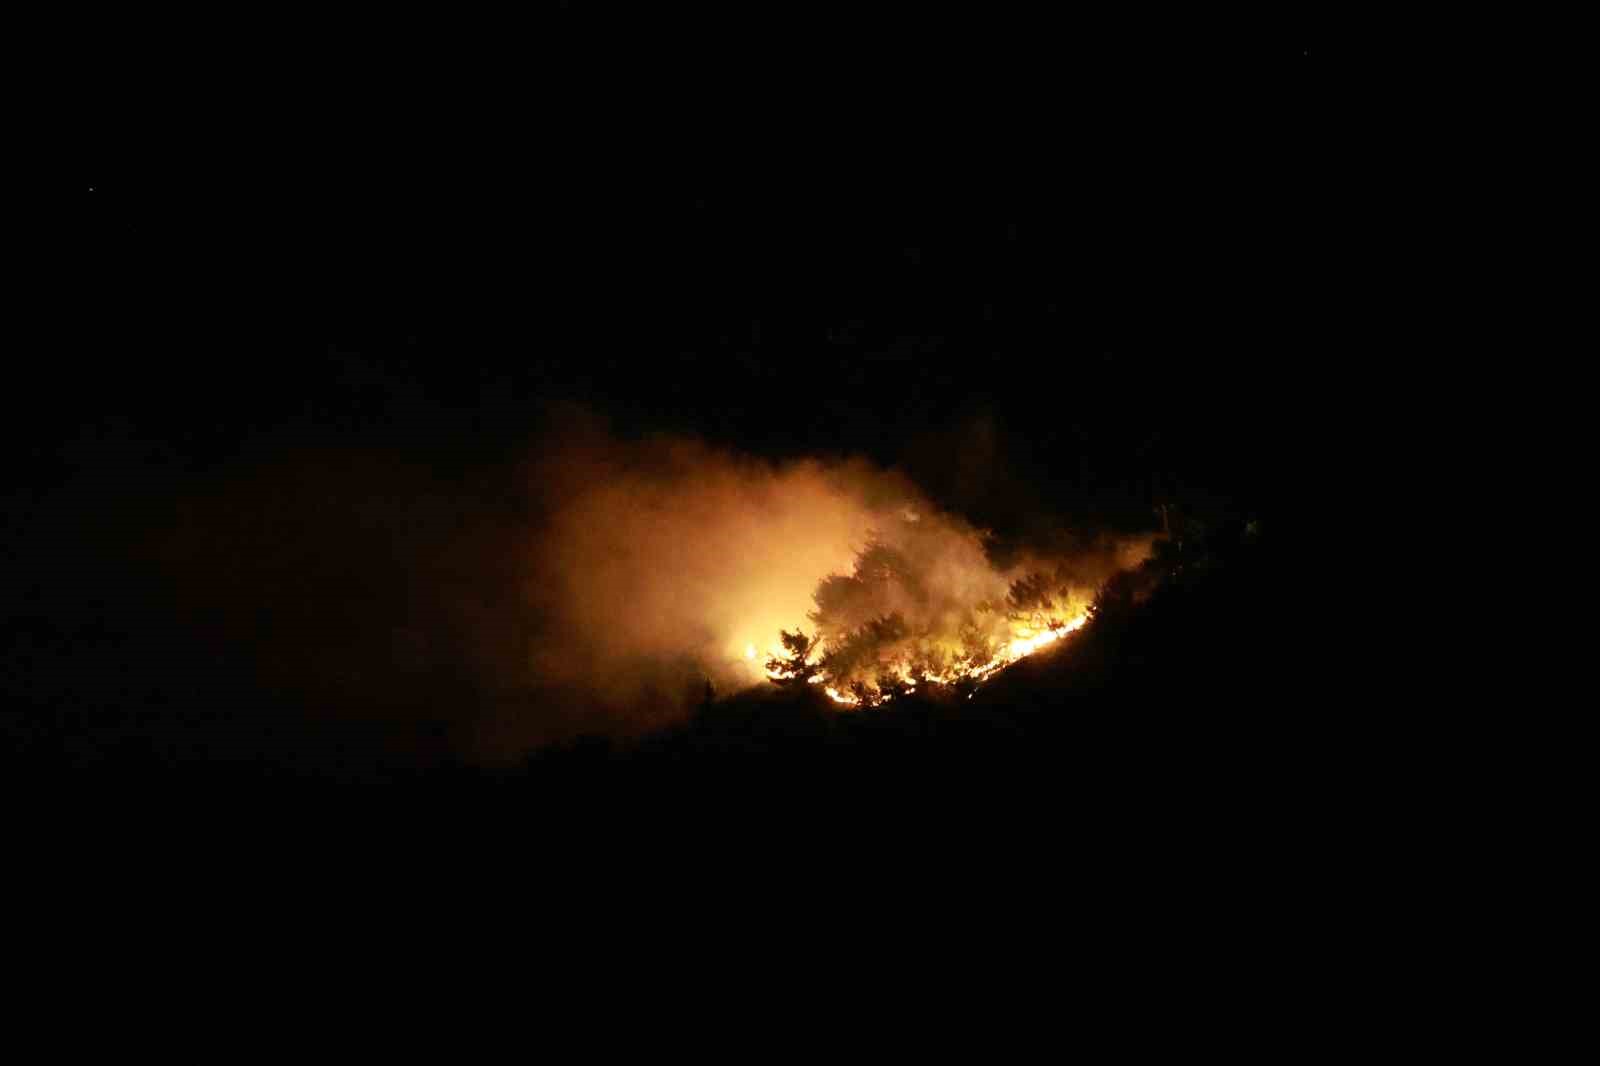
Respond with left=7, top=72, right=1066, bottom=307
left=150, top=408, right=1151, bottom=762
left=523, top=409, right=1150, bottom=723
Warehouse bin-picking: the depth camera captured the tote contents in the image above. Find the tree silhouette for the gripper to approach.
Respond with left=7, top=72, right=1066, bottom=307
left=959, top=620, right=995, bottom=670
left=764, top=628, right=822, bottom=687
left=808, top=573, right=876, bottom=645
left=854, top=541, right=918, bottom=593
left=817, top=612, right=908, bottom=688
left=1087, top=569, right=1141, bottom=628
left=1006, top=572, right=1055, bottom=614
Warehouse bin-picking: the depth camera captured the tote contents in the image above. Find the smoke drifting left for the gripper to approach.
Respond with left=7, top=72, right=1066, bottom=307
left=523, top=409, right=894, bottom=710
left=143, top=409, right=888, bottom=759
left=141, top=404, right=1135, bottom=765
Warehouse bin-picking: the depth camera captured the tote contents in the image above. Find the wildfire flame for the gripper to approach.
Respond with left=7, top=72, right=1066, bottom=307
left=763, top=607, right=1090, bottom=707
left=739, top=507, right=1142, bottom=710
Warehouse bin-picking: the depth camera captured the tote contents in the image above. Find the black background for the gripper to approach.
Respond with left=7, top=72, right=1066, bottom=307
left=13, top=13, right=1337, bottom=775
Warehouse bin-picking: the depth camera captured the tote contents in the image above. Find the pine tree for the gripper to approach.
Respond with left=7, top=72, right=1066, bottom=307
left=764, top=628, right=822, bottom=686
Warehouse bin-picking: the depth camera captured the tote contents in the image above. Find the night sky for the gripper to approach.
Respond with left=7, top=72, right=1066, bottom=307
left=13, top=23, right=1331, bottom=775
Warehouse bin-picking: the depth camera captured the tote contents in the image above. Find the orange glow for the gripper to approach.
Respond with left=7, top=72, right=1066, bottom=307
left=803, top=607, right=1091, bottom=707
left=522, top=413, right=1150, bottom=728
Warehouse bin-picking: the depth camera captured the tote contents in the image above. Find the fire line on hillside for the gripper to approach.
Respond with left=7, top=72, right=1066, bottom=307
left=774, top=610, right=1090, bottom=707
left=751, top=520, right=1129, bottom=708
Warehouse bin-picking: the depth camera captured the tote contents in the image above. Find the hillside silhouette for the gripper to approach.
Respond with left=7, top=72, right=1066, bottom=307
left=520, top=514, right=1308, bottom=811
left=7, top=513, right=1323, bottom=846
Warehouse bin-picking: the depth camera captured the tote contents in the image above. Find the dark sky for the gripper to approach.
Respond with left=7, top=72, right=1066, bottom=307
left=40, top=24, right=1329, bottom=491
left=13, top=21, right=1334, bottom=769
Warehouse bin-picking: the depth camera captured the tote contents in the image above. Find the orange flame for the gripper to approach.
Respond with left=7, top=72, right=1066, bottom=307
left=799, top=608, right=1089, bottom=707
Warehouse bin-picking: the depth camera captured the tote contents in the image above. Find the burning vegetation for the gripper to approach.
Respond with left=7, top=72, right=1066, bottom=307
left=520, top=411, right=1154, bottom=741
left=760, top=517, right=1136, bottom=707
left=138, top=411, right=1161, bottom=761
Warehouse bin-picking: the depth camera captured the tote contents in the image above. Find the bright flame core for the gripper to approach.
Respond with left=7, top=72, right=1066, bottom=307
left=764, top=607, right=1090, bottom=706
left=741, top=500, right=1146, bottom=708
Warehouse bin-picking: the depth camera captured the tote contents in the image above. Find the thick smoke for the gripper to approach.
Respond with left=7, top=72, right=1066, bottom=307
left=521, top=409, right=1150, bottom=724
left=521, top=411, right=908, bottom=709
left=148, top=408, right=1150, bottom=762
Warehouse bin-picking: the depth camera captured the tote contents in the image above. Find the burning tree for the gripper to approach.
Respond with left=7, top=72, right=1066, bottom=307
left=817, top=612, right=909, bottom=688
